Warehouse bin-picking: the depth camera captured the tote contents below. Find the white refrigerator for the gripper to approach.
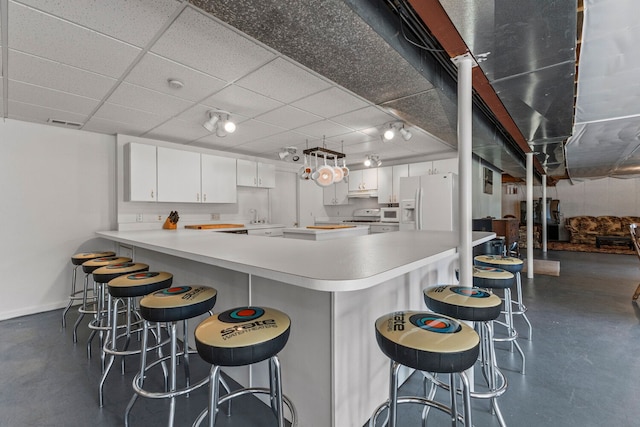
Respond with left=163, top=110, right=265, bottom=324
left=399, top=172, right=458, bottom=231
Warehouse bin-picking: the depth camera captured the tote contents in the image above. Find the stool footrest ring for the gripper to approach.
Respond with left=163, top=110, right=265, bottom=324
left=368, top=396, right=464, bottom=427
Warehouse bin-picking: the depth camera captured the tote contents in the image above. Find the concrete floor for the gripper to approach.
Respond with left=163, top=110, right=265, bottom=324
left=2, top=249, right=640, bottom=426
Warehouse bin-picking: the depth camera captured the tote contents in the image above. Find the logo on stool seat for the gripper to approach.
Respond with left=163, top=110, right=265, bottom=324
left=127, top=272, right=159, bottom=280
left=450, top=287, right=490, bottom=298
left=410, top=314, right=461, bottom=334
left=219, top=307, right=265, bottom=323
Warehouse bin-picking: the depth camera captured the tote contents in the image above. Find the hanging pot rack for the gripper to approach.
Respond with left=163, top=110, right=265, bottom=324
left=303, top=147, right=345, bottom=160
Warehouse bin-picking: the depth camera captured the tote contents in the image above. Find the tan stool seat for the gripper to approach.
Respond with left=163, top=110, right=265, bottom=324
left=375, top=310, right=479, bottom=373
left=195, top=307, right=291, bottom=367
left=71, top=251, right=116, bottom=265
left=473, top=266, right=515, bottom=289
left=92, top=262, right=149, bottom=284
left=82, top=256, right=131, bottom=274
left=108, top=272, right=173, bottom=298
left=474, top=255, right=523, bottom=274
left=140, top=285, right=217, bottom=322
left=424, top=285, right=502, bottom=321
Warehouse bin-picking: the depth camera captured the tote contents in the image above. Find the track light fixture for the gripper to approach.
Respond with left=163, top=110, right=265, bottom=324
left=278, top=147, right=299, bottom=161
left=381, top=121, right=412, bottom=142
left=203, top=110, right=236, bottom=137
left=364, top=154, right=382, bottom=167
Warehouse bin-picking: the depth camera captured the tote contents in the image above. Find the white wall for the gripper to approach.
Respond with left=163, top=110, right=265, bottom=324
left=0, top=119, right=116, bottom=320
left=472, top=158, right=502, bottom=218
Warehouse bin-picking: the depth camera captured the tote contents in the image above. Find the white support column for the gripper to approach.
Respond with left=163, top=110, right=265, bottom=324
left=456, top=55, right=473, bottom=290
left=526, top=152, right=534, bottom=279
left=542, top=174, right=547, bottom=253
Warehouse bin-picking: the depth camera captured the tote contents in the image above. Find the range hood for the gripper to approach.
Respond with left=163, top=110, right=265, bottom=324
left=347, top=190, right=378, bottom=198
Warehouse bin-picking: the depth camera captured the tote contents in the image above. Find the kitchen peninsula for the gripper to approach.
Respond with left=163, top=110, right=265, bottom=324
left=97, top=228, right=494, bottom=427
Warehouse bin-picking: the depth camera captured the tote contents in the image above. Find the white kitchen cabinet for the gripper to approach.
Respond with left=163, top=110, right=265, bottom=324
left=370, top=224, right=399, bottom=233
left=237, top=159, right=276, bottom=188
left=201, top=154, right=237, bottom=203
left=348, top=168, right=378, bottom=192
left=323, top=181, right=350, bottom=205
left=125, top=142, right=157, bottom=202
left=157, top=147, right=201, bottom=202
left=409, top=158, right=458, bottom=176
left=377, top=164, right=408, bottom=204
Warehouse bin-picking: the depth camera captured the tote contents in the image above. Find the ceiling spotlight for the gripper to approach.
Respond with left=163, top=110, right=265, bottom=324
left=278, top=146, right=298, bottom=161
left=364, top=154, right=381, bottom=167
left=364, top=156, right=372, bottom=167
left=399, top=127, right=412, bottom=141
left=383, top=128, right=395, bottom=141
left=203, top=110, right=236, bottom=137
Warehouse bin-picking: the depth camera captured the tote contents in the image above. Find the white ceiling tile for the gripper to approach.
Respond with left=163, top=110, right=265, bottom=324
left=293, top=119, right=354, bottom=138
left=236, top=58, right=332, bottom=103
left=9, top=2, right=141, bottom=78
left=239, top=131, right=311, bottom=154
left=8, top=99, right=88, bottom=125
left=151, top=7, right=276, bottom=82
left=93, top=102, right=165, bottom=130
left=9, top=50, right=116, bottom=100
left=255, top=105, right=321, bottom=129
left=83, top=116, right=151, bottom=137
left=9, top=80, right=100, bottom=114
left=202, top=84, right=283, bottom=118
left=330, top=106, right=397, bottom=131
left=326, top=131, right=376, bottom=147
left=292, top=87, right=370, bottom=118
left=125, top=53, right=227, bottom=102
left=144, top=118, right=210, bottom=144
left=17, top=0, right=181, bottom=47
left=107, top=82, right=193, bottom=117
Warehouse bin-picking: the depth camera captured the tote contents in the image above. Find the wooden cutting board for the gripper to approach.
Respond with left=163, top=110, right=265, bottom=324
left=184, top=224, right=245, bottom=229
left=307, top=225, right=357, bottom=230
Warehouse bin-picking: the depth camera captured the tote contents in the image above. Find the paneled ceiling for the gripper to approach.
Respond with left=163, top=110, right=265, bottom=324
left=1, top=0, right=635, bottom=181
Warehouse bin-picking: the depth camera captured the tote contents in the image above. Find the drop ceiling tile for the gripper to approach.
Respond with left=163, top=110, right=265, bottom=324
left=255, top=105, right=321, bottom=129
left=125, top=53, right=227, bottom=102
left=17, top=0, right=181, bottom=47
left=83, top=116, right=151, bottom=137
left=293, top=119, right=354, bottom=139
left=326, top=131, right=376, bottom=147
left=9, top=80, right=100, bottom=115
left=239, top=131, right=311, bottom=154
left=9, top=2, right=141, bottom=78
left=151, top=7, right=275, bottom=82
left=291, top=87, right=369, bottom=119
left=93, top=102, right=166, bottom=130
left=330, top=106, right=397, bottom=131
left=236, top=57, right=332, bottom=103
left=8, top=99, right=88, bottom=125
left=9, top=50, right=116, bottom=100
left=202, top=84, right=283, bottom=118
left=144, top=118, right=210, bottom=144
left=107, top=82, right=193, bottom=117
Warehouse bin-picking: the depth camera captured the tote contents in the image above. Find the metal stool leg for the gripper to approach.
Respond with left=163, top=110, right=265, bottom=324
left=513, top=272, right=533, bottom=340
left=62, top=265, right=79, bottom=327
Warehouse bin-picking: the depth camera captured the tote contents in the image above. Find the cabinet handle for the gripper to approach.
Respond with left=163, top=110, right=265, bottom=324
left=254, top=177, right=257, bottom=185
left=151, top=190, right=154, bottom=198
left=259, top=178, right=262, bottom=186
left=203, top=194, right=207, bottom=202
left=196, top=193, right=200, bottom=201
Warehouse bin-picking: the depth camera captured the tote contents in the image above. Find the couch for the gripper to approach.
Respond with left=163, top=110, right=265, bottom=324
left=565, top=216, right=640, bottom=245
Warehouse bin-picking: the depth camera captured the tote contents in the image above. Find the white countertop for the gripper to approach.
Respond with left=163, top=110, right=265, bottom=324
left=282, top=225, right=369, bottom=234
left=97, top=229, right=495, bottom=292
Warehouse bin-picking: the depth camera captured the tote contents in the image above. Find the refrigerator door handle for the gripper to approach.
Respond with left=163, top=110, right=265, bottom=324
left=416, top=188, right=422, bottom=230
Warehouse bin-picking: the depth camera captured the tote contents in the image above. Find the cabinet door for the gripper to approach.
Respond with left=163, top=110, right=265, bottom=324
left=201, top=154, right=237, bottom=203
left=257, top=163, right=276, bottom=188
left=377, top=166, right=393, bottom=204
left=391, top=165, right=408, bottom=203
left=334, top=180, right=349, bottom=204
left=348, top=170, right=362, bottom=192
left=125, top=142, right=157, bottom=202
left=362, top=168, right=378, bottom=190
left=157, top=147, right=201, bottom=202
left=432, top=158, right=458, bottom=175
left=323, top=185, right=336, bottom=205
left=409, top=161, right=432, bottom=176
left=237, top=159, right=257, bottom=187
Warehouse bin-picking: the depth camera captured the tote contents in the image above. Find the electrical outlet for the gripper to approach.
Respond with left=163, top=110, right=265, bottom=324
left=211, top=213, right=220, bottom=220
left=136, top=213, right=143, bottom=222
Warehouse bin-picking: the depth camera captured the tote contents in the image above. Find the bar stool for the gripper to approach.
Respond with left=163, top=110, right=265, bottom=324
left=473, top=265, right=525, bottom=374
left=125, top=284, right=224, bottom=426
left=98, top=271, right=173, bottom=407
left=73, top=256, right=131, bottom=343
left=369, top=310, right=480, bottom=427
left=63, top=251, right=115, bottom=327
left=474, top=255, right=533, bottom=341
left=192, top=306, right=297, bottom=427
left=423, top=285, right=507, bottom=426
left=90, top=262, right=149, bottom=365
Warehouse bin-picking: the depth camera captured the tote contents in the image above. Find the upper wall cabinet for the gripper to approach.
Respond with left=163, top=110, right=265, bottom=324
left=348, top=168, right=378, bottom=192
left=377, top=165, right=408, bottom=205
left=237, top=159, right=276, bottom=188
left=323, top=181, right=350, bottom=205
left=408, top=158, right=458, bottom=176
left=125, top=142, right=157, bottom=202
left=201, top=154, right=237, bottom=203
left=157, top=147, right=201, bottom=202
